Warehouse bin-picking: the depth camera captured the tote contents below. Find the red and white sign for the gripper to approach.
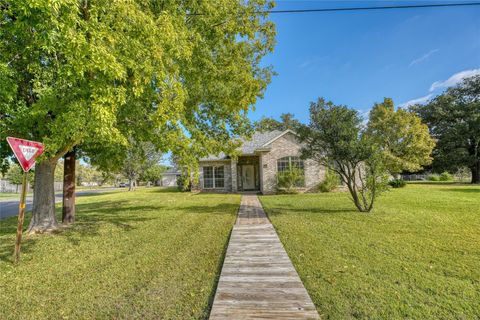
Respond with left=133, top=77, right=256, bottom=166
left=6, top=137, right=45, bottom=172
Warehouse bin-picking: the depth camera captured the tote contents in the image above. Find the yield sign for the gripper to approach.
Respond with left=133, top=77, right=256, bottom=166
left=6, top=137, right=45, bottom=172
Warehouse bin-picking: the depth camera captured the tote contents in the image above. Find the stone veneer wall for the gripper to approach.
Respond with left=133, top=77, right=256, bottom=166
left=198, top=160, right=232, bottom=192
left=260, top=132, right=325, bottom=194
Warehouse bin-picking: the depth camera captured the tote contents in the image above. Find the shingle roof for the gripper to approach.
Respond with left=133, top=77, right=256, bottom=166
left=200, top=130, right=284, bottom=161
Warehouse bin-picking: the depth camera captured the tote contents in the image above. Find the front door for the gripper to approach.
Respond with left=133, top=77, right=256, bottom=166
left=242, top=165, right=255, bottom=190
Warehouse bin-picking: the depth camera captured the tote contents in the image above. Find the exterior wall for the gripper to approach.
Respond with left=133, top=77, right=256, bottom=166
left=198, top=160, right=232, bottom=192
left=260, top=133, right=325, bottom=194
left=231, top=159, right=238, bottom=192
left=160, top=174, right=178, bottom=187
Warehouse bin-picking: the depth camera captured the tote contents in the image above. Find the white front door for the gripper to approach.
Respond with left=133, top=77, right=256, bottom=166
left=242, top=165, right=255, bottom=190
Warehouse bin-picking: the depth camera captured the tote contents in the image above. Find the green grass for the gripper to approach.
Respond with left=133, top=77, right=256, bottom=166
left=0, top=192, right=25, bottom=199
left=0, top=188, right=239, bottom=319
left=260, top=184, right=480, bottom=319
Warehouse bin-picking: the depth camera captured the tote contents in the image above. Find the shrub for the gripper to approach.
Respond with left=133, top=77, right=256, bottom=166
left=277, top=166, right=305, bottom=193
left=388, top=179, right=406, bottom=188
left=177, top=174, right=191, bottom=191
left=439, top=171, right=453, bottom=181
left=318, top=169, right=340, bottom=192
left=427, top=174, right=440, bottom=181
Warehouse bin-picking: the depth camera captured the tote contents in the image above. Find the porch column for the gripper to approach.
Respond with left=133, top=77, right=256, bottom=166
left=231, top=159, right=238, bottom=192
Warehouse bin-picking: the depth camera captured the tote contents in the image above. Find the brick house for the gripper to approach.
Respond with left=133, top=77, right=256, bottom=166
left=196, top=129, right=326, bottom=194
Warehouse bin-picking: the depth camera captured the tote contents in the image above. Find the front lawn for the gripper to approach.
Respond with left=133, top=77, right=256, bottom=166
left=260, top=184, right=480, bottom=319
left=0, top=189, right=239, bottom=319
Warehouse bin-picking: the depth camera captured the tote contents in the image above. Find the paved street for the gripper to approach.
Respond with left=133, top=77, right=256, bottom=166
left=0, top=189, right=114, bottom=220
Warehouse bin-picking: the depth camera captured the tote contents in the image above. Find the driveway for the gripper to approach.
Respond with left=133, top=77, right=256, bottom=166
left=0, top=188, right=115, bottom=220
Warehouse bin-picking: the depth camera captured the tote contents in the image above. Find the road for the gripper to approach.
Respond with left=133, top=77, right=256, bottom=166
left=0, top=189, right=115, bottom=220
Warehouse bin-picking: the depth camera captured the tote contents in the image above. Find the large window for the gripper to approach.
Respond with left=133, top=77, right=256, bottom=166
left=277, top=156, right=305, bottom=188
left=277, top=156, right=304, bottom=173
left=203, top=166, right=225, bottom=189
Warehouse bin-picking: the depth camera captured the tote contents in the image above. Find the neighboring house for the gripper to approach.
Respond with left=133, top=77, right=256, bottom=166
left=160, top=167, right=181, bottom=187
left=195, top=129, right=325, bottom=194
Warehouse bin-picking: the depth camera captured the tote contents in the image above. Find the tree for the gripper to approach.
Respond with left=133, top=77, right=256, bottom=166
left=141, top=164, right=167, bottom=186
left=412, top=75, right=480, bottom=184
left=5, top=163, right=34, bottom=192
left=298, top=98, right=389, bottom=212
left=254, top=113, right=301, bottom=132
left=1, top=1, right=275, bottom=232
left=62, top=149, right=76, bottom=224
left=367, top=98, right=435, bottom=175
left=120, top=140, right=163, bottom=191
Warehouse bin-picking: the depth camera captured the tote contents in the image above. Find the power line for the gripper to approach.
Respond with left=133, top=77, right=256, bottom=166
left=267, top=2, right=480, bottom=14
left=187, top=2, right=480, bottom=16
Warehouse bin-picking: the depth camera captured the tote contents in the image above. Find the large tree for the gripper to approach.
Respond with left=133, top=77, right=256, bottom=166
left=254, top=113, right=301, bottom=132
left=367, top=98, right=435, bottom=175
left=413, top=75, right=480, bottom=184
left=1, top=1, right=275, bottom=232
left=298, top=98, right=389, bottom=212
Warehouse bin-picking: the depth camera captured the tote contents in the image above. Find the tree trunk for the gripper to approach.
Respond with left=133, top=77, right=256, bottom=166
left=62, top=150, right=76, bottom=224
left=471, top=160, right=480, bottom=184
left=27, top=160, right=58, bottom=233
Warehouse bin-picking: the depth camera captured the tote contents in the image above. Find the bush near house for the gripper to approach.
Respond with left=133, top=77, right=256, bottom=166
left=276, top=166, right=305, bottom=193
left=317, top=169, right=340, bottom=192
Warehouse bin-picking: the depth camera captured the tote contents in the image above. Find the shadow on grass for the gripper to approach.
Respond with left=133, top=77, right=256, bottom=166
left=264, top=206, right=356, bottom=217
left=407, top=181, right=472, bottom=186
left=440, top=188, right=480, bottom=193
left=0, top=199, right=238, bottom=263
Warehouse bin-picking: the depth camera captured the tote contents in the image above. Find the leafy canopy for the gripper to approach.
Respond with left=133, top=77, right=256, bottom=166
left=298, top=98, right=389, bottom=212
left=367, top=98, right=435, bottom=174
left=412, top=75, right=480, bottom=183
left=254, top=113, right=301, bottom=132
left=0, top=0, right=276, bottom=168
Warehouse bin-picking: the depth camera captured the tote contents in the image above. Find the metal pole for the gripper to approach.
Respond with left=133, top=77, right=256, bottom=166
left=14, top=172, right=28, bottom=264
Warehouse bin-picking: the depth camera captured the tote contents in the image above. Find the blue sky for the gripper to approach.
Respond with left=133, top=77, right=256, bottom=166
left=252, top=0, right=480, bottom=122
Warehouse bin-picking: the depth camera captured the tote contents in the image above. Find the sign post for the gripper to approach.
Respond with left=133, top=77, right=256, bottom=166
left=6, top=137, right=45, bottom=264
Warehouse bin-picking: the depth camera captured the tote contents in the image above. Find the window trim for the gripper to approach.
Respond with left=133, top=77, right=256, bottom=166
left=276, top=156, right=306, bottom=188
left=203, top=165, right=225, bottom=189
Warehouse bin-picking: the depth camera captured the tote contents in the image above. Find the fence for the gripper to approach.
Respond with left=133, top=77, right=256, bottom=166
left=0, top=180, right=63, bottom=193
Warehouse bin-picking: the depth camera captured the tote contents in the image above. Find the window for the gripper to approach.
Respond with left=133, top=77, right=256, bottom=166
left=277, top=156, right=305, bottom=188
left=203, top=166, right=225, bottom=189
left=277, top=156, right=304, bottom=173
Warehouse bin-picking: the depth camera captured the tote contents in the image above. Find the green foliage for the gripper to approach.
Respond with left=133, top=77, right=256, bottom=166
left=254, top=113, right=301, bottom=132
left=260, top=184, right=480, bottom=319
left=298, top=98, right=390, bottom=212
left=413, top=75, right=480, bottom=183
left=5, top=163, right=34, bottom=185
left=388, top=179, right=407, bottom=188
left=177, top=173, right=192, bottom=192
left=439, top=171, right=453, bottom=181
left=317, top=169, right=340, bottom=192
left=141, top=164, right=166, bottom=184
left=427, top=174, right=440, bottom=181
left=276, top=166, right=305, bottom=193
left=1, top=0, right=276, bottom=226
left=367, top=98, right=435, bottom=174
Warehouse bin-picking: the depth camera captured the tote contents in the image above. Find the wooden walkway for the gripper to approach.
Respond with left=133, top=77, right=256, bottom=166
left=209, top=195, right=319, bottom=319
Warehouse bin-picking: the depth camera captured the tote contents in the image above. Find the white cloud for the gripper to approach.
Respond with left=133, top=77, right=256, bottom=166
left=398, top=94, right=433, bottom=108
left=409, top=49, right=438, bottom=67
left=430, top=68, right=480, bottom=92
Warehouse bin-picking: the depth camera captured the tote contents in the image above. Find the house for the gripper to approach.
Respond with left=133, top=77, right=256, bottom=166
left=196, top=129, right=325, bottom=194
left=159, top=167, right=181, bottom=187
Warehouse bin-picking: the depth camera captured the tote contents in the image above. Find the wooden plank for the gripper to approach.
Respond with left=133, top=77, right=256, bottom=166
left=209, top=195, right=320, bottom=320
